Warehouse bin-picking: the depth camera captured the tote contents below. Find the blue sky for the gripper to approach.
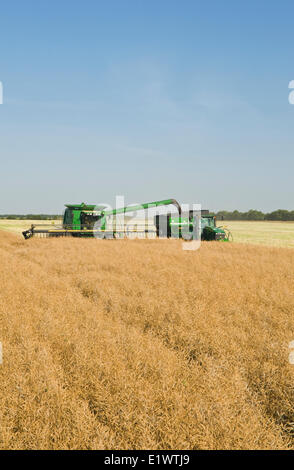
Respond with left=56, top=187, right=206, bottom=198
left=0, top=0, right=293, bottom=213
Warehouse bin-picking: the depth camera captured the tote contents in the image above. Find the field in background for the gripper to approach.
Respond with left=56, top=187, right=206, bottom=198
left=0, top=219, right=62, bottom=234
left=218, top=220, right=294, bottom=248
left=1, top=219, right=294, bottom=248
left=1, top=230, right=294, bottom=449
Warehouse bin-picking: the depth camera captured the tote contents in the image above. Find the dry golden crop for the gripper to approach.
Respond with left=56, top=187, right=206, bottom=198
left=0, top=230, right=294, bottom=450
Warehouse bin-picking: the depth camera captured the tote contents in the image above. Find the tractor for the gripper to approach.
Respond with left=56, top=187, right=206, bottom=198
left=154, top=210, right=231, bottom=241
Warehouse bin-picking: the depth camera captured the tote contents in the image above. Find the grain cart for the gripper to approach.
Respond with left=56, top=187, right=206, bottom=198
left=154, top=210, right=231, bottom=241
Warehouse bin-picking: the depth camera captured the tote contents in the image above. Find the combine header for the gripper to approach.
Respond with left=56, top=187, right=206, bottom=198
left=22, top=198, right=231, bottom=241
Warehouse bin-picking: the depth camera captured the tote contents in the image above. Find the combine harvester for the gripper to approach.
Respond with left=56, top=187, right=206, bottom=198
left=22, top=198, right=231, bottom=241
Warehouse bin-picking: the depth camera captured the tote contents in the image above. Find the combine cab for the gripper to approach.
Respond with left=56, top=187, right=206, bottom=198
left=23, top=203, right=107, bottom=239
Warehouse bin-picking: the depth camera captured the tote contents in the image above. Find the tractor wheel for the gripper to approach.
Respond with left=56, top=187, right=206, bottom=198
left=202, top=226, right=215, bottom=241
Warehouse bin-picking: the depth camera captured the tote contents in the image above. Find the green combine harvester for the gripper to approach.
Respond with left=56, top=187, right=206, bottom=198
left=22, top=198, right=231, bottom=241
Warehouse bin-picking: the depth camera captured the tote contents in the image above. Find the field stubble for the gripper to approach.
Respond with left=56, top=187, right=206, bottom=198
left=217, top=220, right=294, bottom=248
left=0, top=231, right=294, bottom=449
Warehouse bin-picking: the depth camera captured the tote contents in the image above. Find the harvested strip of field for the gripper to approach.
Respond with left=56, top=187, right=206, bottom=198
left=2, top=219, right=294, bottom=248
left=0, top=231, right=294, bottom=449
left=218, top=220, right=294, bottom=248
left=0, top=219, right=62, bottom=234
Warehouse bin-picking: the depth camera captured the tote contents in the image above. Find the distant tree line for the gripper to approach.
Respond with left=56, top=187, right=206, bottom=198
left=0, top=214, right=61, bottom=220
left=1, top=210, right=294, bottom=221
left=215, top=209, right=294, bottom=221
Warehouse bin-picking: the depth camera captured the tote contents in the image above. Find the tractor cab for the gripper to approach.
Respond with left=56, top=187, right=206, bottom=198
left=200, top=215, right=215, bottom=229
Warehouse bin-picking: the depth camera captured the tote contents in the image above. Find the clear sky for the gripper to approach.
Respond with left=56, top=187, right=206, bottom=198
left=0, top=0, right=293, bottom=213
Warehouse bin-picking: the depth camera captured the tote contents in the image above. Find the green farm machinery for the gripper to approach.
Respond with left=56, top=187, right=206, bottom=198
left=22, top=198, right=231, bottom=241
left=155, top=210, right=232, bottom=241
